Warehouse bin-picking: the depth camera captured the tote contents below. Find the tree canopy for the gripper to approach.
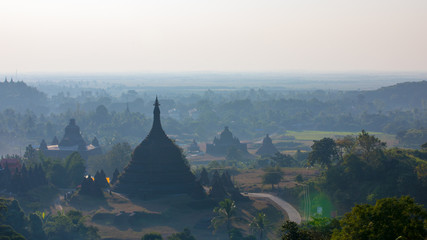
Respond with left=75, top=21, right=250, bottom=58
left=308, top=138, right=338, bottom=168
left=331, top=196, right=427, bottom=240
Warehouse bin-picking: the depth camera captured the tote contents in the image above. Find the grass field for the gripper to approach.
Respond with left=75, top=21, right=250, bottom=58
left=234, top=167, right=320, bottom=192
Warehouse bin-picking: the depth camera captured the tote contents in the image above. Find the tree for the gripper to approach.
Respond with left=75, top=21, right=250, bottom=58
left=110, top=168, right=120, bottom=185
left=141, top=232, right=163, bottom=240
left=335, top=136, right=356, bottom=159
left=0, top=199, right=27, bottom=239
left=167, top=228, right=196, bottom=240
left=421, top=142, right=427, bottom=150
left=3, top=200, right=28, bottom=237
left=331, top=196, right=427, bottom=240
left=355, top=130, right=386, bottom=160
left=79, top=176, right=103, bottom=198
left=24, top=144, right=38, bottom=166
left=87, top=142, right=132, bottom=177
left=228, top=228, right=257, bottom=240
left=47, top=161, right=68, bottom=188
left=281, top=221, right=311, bottom=240
left=211, top=198, right=237, bottom=238
left=249, top=212, right=270, bottom=240
left=0, top=225, right=26, bottom=240
left=271, top=152, right=296, bottom=167
left=29, top=213, right=47, bottom=240
left=301, top=214, right=339, bottom=240
left=44, top=210, right=100, bottom=240
left=64, top=152, right=86, bottom=187
left=308, top=138, right=338, bottom=168
left=198, top=167, right=209, bottom=186
left=262, top=166, right=283, bottom=189
left=94, top=170, right=109, bottom=188
left=294, top=150, right=309, bottom=164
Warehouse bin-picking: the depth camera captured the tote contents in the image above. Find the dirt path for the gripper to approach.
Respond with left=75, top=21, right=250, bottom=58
left=243, top=193, right=302, bottom=224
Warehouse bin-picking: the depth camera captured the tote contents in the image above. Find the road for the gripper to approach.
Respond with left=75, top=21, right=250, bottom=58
left=243, top=192, right=302, bottom=224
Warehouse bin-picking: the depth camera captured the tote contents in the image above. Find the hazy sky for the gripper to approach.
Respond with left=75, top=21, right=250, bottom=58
left=1, top=0, right=426, bottom=73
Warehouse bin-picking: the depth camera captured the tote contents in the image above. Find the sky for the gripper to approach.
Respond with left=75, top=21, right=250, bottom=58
left=1, top=0, right=426, bottom=73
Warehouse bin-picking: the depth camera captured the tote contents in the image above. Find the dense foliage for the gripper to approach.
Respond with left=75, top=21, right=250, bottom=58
left=87, top=142, right=132, bottom=176
left=315, top=132, right=427, bottom=212
left=0, top=198, right=100, bottom=240
left=331, top=196, right=427, bottom=240
left=42, top=152, right=85, bottom=188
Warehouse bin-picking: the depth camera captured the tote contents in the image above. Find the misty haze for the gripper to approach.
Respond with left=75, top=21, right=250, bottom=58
left=1, top=1, right=427, bottom=240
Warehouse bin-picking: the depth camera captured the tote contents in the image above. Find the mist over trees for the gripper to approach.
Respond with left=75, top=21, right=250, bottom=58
left=1, top=79, right=426, bottom=155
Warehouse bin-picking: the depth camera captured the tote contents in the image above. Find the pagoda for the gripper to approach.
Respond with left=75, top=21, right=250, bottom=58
left=39, top=119, right=102, bottom=159
left=187, top=139, right=201, bottom=153
left=206, top=127, right=248, bottom=156
left=113, top=97, right=205, bottom=199
left=256, top=134, right=279, bottom=157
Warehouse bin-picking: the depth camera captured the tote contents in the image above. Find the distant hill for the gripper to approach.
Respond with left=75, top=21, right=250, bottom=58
left=0, top=79, right=48, bottom=113
left=346, top=80, right=427, bottom=111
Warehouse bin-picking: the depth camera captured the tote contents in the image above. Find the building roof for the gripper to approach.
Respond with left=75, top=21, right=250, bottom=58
left=0, top=158, right=22, bottom=174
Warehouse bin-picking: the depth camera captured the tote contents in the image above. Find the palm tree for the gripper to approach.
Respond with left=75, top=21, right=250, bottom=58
left=211, top=198, right=237, bottom=239
left=249, top=212, right=270, bottom=240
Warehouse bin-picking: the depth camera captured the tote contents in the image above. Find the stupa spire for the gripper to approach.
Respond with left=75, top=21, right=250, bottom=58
left=148, top=96, right=166, bottom=138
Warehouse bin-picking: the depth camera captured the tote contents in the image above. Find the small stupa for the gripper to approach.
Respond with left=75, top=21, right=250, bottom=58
left=113, top=97, right=205, bottom=199
left=187, top=139, right=201, bottom=153
left=256, top=134, right=279, bottom=157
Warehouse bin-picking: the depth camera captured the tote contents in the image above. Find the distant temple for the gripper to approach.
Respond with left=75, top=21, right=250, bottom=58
left=113, top=97, right=205, bottom=199
left=256, top=134, right=279, bottom=156
left=39, top=119, right=102, bottom=159
left=187, top=139, right=201, bottom=153
left=206, top=127, right=247, bottom=156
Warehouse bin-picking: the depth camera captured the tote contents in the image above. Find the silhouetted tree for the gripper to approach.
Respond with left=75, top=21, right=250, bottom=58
left=281, top=221, right=311, bottom=240
left=111, top=168, right=120, bottom=185
left=167, top=228, right=196, bottom=240
left=262, top=166, right=283, bottom=189
left=199, top=168, right=209, bottom=186
left=94, top=170, right=109, bottom=188
left=79, top=176, right=103, bottom=198
left=211, top=199, right=237, bottom=239
left=142, top=232, right=163, bottom=240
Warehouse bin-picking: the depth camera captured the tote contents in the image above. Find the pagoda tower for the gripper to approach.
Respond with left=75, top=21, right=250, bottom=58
left=256, top=134, right=279, bottom=156
left=40, top=119, right=101, bottom=159
left=113, top=97, right=205, bottom=199
left=206, top=127, right=248, bottom=156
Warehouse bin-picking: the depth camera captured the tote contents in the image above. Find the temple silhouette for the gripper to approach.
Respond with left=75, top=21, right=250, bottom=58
left=187, top=139, right=201, bottom=153
left=206, top=127, right=248, bottom=156
left=39, top=119, right=102, bottom=159
left=256, top=134, right=279, bottom=156
left=113, top=97, right=205, bottom=199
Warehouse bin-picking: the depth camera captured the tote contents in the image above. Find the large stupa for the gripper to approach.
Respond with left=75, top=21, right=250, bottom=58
left=113, top=97, right=205, bottom=199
